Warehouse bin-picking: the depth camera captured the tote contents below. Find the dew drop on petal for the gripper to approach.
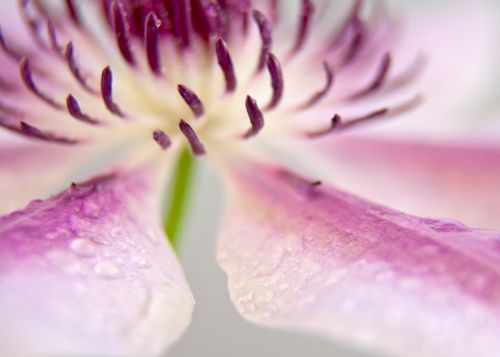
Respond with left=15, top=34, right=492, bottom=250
left=94, top=260, right=121, bottom=279
left=131, top=255, right=151, bottom=269
left=70, top=238, right=96, bottom=258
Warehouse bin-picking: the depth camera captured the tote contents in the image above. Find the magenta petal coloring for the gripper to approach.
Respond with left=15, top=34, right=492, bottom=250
left=218, top=161, right=500, bottom=357
left=0, top=166, right=194, bottom=356
left=0, top=0, right=498, bottom=356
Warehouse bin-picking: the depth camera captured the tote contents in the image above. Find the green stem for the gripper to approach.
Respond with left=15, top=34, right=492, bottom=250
left=164, top=148, right=196, bottom=250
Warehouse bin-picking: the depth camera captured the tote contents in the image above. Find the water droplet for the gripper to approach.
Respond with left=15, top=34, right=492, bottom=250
left=237, top=292, right=254, bottom=304
left=70, top=238, right=96, bottom=258
left=94, top=260, right=120, bottom=279
left=131, top=255, right=151, bottom=269
left=255, top=290, right=274, bottom=303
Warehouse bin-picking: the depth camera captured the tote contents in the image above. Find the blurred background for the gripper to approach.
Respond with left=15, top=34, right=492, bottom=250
left=169, top=1, right=500, bottom=356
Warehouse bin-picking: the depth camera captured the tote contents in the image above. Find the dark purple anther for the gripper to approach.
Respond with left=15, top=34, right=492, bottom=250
left=172, top=0, right=192, bottom=48
left=65, top=42, right=97, bottom=94
left=236, top=0, right=251, bottom=34
left=307, top=114, right=341, bottom=138
left=252, top=10, right=272, bottom=71
left=279, top=169, right=322, bottom=198
left=351, top=52, right=391, bottom=99
left=65, top=0, right=81, bottom=26
left=47, top=20, right=63, bottom=54
left=66, top=95, right=100, bottom=125
left=191, top=0, right=222, bottom=41
left=342, top=108, right=389, bottom=127
left=178, top=84, right=205, bottom=118
left=368, top=52, right=392, bottom=91
left=20, top=121, right=78, bottom=145
left=179, top=119, right=206, bottom=155
left=100, top=66, right=124, bottom=117
left=328, top=0, right=363, bottom=50
left=153, top=129, right=171, bottom=150
left=341, top=95, right=422, bottom=130
left=112, top=1, right=135, bottom=65
left=302, top=61, right=334, bottom=108
left=265, top=53, right=283, bottom=110
left=145, top=12, right=161, bottom=74
left=244, top=95, right=264, bottom=138
left=18, top=0, right=42, bottom=42
left=20, top=58, right=64, bottom=110
left=293, top=0, right=314, bottom=53
left=339, top=18, right=365, bottom=66
left=215, top=38, right=237, bottom=92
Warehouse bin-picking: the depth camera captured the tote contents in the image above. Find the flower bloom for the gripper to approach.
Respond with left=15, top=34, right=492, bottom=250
left=0, top=0, right=499, bottom=356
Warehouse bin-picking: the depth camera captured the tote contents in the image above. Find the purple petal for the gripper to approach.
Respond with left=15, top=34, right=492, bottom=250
left=311, top=135, right=500, bottom=229
left=217, top=160, right=500, bottom=357
left=0, top=166, right=193, bottom=356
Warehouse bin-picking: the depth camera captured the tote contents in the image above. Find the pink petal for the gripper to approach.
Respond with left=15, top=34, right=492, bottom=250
left=309, top=135, right=500, bottom=230
left=0, top=141, right=86, bottom=215
left=218, top=161, right=500, bottom=357
left=0, top=164, right=194, bottom=356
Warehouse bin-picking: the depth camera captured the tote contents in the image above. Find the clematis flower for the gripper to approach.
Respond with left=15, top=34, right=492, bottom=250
left=0, top=0, right=499, bottom=356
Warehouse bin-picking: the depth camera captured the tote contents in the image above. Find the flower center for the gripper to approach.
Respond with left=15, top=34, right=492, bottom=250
left=0, top=0, right=422, bottom=157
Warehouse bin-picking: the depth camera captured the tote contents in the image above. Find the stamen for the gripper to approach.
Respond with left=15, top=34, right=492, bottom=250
left=65, top=0, right=81, bottom=26
left=20, top=121, right=78, bottom=144
left=252, top=10, right=272, bottom=71
left=100, top=66, right=124, bottom=117
left=328, top=0, right=363, bottom=50
left=19, top=0, right=47, bottom=49
left=65, top=42, right=98, bottom=94
left=306, top=114, right=341, bottom=138
left=172, top=0, right=192, bottom=48
left=301, top=61, right=334, bottom=108
left=145, top=12, right=161, bottom=75
left=265, top=53, right=283, bottom=110
left=215, top=38, right=237, bottom=92
left=179, top=119, right=206, bottom=155
left=384, top=54, right=427, bottom=92
left=153, top=129, right=171, bottom=150
left=191, top=0, right=222, bottom=40
left=47, top=20, right=63, bottom=54
left=338, top=20, right=364, bottom=66
left=178, top=84, right=205, bottom=118
left=66, top=95, right=100, bottom=125
left=293, top=0, right=314, bottom=53
left=112, top=1, right=135, bottom=65
left=20, top=58, right=64, bottom=110
left=0, top=26, right=23, bottom=61
left=0, top=115, right=22, bottom=134
left=244, top=95, right=264, bottom=138
left=350, top=52, right=392, bottom=99
left=279, top=169, right=322, bottom=198
left=339, top=95, right=422, bottom=131
left=237, top=0, right=251, bottom=34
